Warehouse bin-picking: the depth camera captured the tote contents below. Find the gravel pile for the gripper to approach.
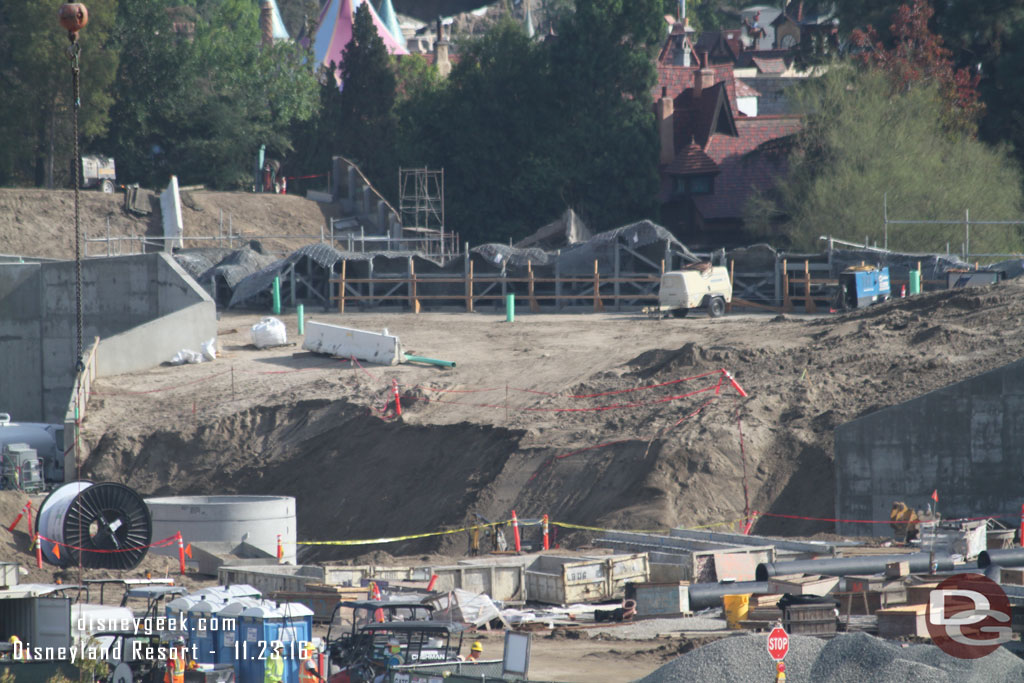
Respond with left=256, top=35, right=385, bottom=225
left=587, top=616, right=728, bottom=640
left=638, top=632, right=1024, bottom=683
left=636, top=633, right=824, bottom=682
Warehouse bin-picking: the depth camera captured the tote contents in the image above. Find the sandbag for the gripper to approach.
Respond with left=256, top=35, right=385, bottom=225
left=200, top=337, right=217, bottom=361
left=251, top=317, right=287, bottom=349
left=169, top=349, right=204, bottom=366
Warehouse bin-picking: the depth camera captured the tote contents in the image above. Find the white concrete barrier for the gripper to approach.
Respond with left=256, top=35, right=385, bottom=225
left=160, top=175, right=184, bottom=249
left=302, top=321, right=403, bottom=365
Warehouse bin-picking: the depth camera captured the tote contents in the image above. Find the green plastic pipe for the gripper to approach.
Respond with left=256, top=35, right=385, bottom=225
left=403, top=354, right=456, bottom=368
left=909, top=270, right=921, bottom=295
left=506, top=293, right=515, bottom=323
left=297, top=304, right=304, bottom=335
left=272, top=276, right=281, bottom=314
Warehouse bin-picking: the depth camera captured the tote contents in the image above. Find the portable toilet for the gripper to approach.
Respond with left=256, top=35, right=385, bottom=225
left=237, top=602, right=313, bottom=683
left=165, top=595, right=203, bottom=648
left=186, top=599, right=220, bottom=665
left=202, top=584, right=262, bottom=602
left=215, top=598, right=262, bottom=666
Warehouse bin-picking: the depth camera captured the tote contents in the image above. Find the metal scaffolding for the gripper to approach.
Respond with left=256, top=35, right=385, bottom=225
left=399, top=167, right=445, bottom=234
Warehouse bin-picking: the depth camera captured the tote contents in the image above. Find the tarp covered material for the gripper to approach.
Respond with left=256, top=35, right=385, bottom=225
left=471, top=244, right=553, bottom=269
left=312, top=0, right=408, bottom=81
left=477, top=220, right=697, bottom=274
left=203, top=247, right=280, bottom=289
left=228, top=243, right=348, bottom=308
left=514, top=208, right=592, bottom=250
left=429, top=589, right=506, bottom=628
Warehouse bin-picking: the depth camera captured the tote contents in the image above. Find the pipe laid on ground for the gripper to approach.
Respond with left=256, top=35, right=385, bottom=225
left=688, top=581, right=771, bottom=610
left=978, top=548, right=1024, bottom=569
left=402, top=354, right=456, bottom=368
left=755, top=552, right=954, bottom=582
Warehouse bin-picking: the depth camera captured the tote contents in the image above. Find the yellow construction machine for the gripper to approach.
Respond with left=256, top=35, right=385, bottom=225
left=890, top=501, right=920, bottom=542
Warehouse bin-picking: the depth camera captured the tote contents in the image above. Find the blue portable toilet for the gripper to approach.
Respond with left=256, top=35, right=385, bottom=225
left=237, top=602, right=313, bottom=683
left=214, top=598, right=261, bottom=666
left=186, top=600, right=219, bottom=664
left=165, top=595, right=203, bottom=649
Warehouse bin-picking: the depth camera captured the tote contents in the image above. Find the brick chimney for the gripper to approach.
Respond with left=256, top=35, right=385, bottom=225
left=657, top=87, right=675, bottom=165
left=434, top=16, right=451, bottom=77
left=260, top=1, right=273, bottom=48
left=694, top=52, right=714, bottom=97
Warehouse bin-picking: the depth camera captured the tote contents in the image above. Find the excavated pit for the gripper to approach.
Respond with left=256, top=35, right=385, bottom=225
left=63, top=278, right=1024, bottom=555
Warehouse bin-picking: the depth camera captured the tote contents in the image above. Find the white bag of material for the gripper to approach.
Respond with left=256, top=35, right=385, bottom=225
left=251, top=317, right=287, bottom=349
left=169, top=349, right=204, bottom=366
left=200, top=337, right=217, bottom=361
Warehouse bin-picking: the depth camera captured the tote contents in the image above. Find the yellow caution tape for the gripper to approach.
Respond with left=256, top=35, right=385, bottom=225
left=296, top=521, right=505, bottom=546
left=296, top=516, right=752, bottom=547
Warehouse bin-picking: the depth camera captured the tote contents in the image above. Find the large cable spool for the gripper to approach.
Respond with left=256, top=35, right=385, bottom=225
left=36, top=481, right=152, bottom=569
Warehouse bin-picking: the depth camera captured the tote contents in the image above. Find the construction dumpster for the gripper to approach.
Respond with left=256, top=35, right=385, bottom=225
left=217, top=565, right=324, bottom=594
left=434, top=560, right=527, bottom=602
left=525, top=553, right=649, bottom=605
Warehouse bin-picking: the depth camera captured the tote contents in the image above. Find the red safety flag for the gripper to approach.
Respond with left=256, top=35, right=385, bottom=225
left=185, top=543, right=193, bottom=559
left=931, top=489, right=939, bottom=502
left=53, top=543, right=60, bottom=560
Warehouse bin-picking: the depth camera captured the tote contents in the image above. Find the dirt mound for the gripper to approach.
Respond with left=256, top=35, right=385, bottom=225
left=10, top=183, right=1024, bottom=558
left=52, top=277, right=1022, bottom=560
left=0, top=189, right=337, bottom=260
left=83, top=399, right=523, bottom=559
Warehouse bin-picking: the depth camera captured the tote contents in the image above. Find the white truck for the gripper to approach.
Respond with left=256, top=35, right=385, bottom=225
left=655, top=265, right=732, bottom=318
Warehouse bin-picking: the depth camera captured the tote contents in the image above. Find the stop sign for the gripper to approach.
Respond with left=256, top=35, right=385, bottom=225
left=767, top=626, right=789, bottom=661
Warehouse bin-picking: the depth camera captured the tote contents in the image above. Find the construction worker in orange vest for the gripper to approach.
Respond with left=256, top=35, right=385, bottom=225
left=164, top=638, right=186, bottom=683
left=299, top=653, right=320, bottom=683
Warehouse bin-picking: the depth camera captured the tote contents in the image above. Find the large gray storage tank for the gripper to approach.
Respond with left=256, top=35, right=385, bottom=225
left=145, top=495, right=297, bottom=564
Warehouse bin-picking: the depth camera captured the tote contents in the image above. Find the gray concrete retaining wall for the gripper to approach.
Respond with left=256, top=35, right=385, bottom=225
left=0, top=253, right=215, bottom=422
left=835, top=359, right=1024, bottom=535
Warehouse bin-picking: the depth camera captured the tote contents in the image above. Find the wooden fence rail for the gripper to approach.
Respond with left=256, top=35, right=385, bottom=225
left=330, top=259, right=659, bottom=313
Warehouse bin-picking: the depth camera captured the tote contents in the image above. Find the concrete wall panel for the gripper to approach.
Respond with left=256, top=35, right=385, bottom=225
left=835, top=359, right=1024, bottom=535
left=97, top=301, right=216, bottom=376
left=0, top=253, right=217, bottom=422
left=0, top=265, right=44, bottom=419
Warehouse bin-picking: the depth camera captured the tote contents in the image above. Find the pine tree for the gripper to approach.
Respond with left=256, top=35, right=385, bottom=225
left=336, top=3, right=398, bottom=199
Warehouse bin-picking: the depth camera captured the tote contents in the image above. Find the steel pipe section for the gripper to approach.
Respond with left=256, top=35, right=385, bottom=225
left=146, top=495, right=296, bottom=564
left=978, top=548, right=1024, bottom=569
left=755, top=553, right=954, bottom=582
left=688, top=581, right=771, bottom=610
left=37, top=481, right=153, bottom=569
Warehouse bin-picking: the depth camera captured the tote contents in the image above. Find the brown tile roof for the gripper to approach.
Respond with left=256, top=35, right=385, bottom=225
left=664, top=142, right=719, bottom=176
left=694, top=115, right=802, bottom=219
left=751, top=56, right=787, bottom=74
left=735, top=80, right=760, bottom=97
left=694, top=29, right=744, bottom=63
left=734, top=49, right=792, bottom=69
left=655, top=65, right=736, bottom=110
left=672, top=81, right=737, bottom=151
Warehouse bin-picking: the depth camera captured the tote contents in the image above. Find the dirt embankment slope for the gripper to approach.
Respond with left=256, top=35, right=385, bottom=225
left=5, top=188, right=1023, bottom=561
left=70, top=280, right=1024, bottom=559
left=0, top=188, right=337, bottom=260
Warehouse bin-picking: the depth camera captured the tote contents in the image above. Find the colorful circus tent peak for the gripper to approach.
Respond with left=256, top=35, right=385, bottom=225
left=376, top=0, right=407, bottom=50
left=259, top=0, right=290, bottom=41
left=312, top=0, right=408, bottom=75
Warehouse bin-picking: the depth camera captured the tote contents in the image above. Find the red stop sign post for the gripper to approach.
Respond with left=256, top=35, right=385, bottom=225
left=767, top=625, right=789, bottom=661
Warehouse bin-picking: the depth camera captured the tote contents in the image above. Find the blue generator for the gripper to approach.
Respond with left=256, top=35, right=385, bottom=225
left=835, top=266, right=891, bottom=310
